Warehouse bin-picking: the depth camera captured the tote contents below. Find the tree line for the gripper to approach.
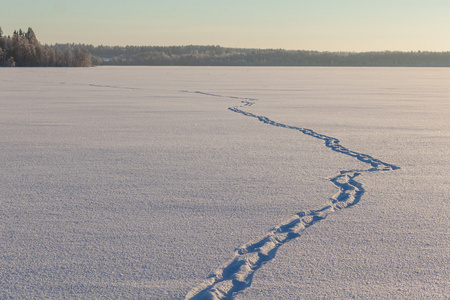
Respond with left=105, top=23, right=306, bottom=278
left=1, top=27, right=450, bottom=67
left=0, top=27, right=91, bottom=67
left=86, top=45, right=450, bottom=67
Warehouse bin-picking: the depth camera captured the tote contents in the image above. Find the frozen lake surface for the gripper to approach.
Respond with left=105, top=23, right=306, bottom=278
left=1, top=67, right=448, bottom=299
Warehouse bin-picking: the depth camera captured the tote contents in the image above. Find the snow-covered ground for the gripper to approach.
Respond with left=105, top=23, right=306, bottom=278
left=0, top=67, right=448, bottom=299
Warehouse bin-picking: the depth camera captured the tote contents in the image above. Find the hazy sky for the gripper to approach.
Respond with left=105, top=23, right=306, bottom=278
left=1, top=0, right=450, bottom=51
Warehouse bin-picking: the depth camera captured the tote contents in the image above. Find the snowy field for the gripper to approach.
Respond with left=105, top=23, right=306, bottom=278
left=0, top=67, right=448, bottom=299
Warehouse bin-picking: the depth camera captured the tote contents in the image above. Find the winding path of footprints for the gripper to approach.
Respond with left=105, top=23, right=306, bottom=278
left=181, top=91, right=400, bottom=300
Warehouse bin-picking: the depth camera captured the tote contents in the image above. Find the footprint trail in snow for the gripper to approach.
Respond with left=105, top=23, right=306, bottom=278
left=181, top=90, right=400, bottom=300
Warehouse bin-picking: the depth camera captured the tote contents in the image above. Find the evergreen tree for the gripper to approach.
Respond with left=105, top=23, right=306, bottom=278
left=0, top=27, right=91, bottom=67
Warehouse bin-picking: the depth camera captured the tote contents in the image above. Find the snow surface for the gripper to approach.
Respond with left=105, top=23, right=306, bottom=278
left=0, top=67, right=448, bottom=299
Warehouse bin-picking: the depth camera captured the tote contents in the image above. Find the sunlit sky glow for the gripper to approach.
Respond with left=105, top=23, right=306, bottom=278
left=1, top=0, right=450, bottom=51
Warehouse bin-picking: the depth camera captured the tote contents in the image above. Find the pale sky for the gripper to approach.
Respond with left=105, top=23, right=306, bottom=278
left=1, top=0, right=450, bottom=51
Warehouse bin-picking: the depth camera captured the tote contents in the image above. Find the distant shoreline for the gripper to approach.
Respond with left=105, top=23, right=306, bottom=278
left=2, top=27, right=450, bottom=67
left=80, top=44, right=450, bottom=67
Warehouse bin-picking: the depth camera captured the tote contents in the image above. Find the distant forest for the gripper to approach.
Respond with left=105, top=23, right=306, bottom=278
left=83, top=44, right=450, bottom=67
left=2, top=27, right=450, bottom=67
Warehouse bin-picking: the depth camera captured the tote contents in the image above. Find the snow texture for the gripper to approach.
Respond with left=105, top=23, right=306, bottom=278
left=0, top=67, right=448, bottom=299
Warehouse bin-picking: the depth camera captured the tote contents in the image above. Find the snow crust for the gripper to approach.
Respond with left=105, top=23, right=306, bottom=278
left=0, top=67, right=448, bottom=299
